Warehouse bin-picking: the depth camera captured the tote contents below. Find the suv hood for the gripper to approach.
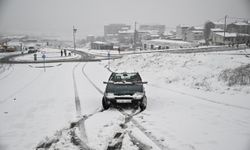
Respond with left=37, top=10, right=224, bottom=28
left=105, top=83, right=143, bottom=95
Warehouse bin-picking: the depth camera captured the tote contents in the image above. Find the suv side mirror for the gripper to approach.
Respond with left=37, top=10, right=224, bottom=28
left=103, top=81, right=108, bottom=84
left=142, top=81, right=148, bottom=84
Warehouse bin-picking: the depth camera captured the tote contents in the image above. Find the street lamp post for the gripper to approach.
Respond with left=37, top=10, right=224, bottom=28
left=223, top=15, right=227, bottom=44
left=73, top=26, right=77, bottom=50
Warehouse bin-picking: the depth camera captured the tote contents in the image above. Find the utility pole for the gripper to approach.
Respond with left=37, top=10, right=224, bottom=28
left=134, top=21, right=137, bottom=49
left=223, top=15, right=227, bottom=43
left=73, top=26, right=77, bottom=50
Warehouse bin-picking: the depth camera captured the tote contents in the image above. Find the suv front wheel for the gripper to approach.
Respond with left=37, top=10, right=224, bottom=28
left=140, top=96, right=147, bottom=111
left=102, top=97, right=110, bottom=110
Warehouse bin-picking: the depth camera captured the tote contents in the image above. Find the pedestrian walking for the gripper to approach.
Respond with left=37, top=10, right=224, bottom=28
left=64, top=49, right=67, bottom=56
left=118, top=47, right=121, bottom=54
left=61, top=50, right=63, bottom=57
left=34, top=53, right=37, bottom=61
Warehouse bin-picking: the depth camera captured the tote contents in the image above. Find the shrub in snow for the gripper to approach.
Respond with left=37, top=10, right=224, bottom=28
left=219, top=64, right=250, bottom=86
left=192, top=77, right=211, bottom=91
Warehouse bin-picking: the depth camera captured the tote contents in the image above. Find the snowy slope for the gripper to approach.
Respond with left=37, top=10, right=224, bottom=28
left=97, top=48, right=250, bottom=150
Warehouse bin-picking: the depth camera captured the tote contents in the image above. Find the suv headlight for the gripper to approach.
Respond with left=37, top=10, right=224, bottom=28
left=133, top=92, right=144, bottom=99
left=106, top=93, right=115, bottom=99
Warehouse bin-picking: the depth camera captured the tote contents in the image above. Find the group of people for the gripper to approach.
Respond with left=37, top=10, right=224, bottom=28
left=61, top=49, right=71, bottom=57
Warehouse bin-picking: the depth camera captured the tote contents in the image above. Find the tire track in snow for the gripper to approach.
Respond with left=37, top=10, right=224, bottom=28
left=72, top=63, right=94, bottom=150
left=119, top=109, right=169, bottom=150
left=81, top=63, right=104, bottom=95
left=73, top=62, right=107, bottom=150
left=81, top=63, right=166, bottom=150
left=0, top=64, right=14, bottom=81
left=72, top=63, right=82, bottom=117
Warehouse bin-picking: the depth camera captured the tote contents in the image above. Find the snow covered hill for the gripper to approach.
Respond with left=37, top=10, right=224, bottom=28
left=108, top=49, right=250, bottom=94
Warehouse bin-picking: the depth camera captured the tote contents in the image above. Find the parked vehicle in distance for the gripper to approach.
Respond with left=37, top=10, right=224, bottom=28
left=27, top=46, right=38, bottom=53
left=102, top=72, right=147, bottom=111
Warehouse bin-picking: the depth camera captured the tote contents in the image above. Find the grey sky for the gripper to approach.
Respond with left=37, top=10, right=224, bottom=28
left=0, top=0, right=249, bottom=39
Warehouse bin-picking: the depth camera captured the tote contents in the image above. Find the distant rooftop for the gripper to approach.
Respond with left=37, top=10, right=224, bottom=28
left=211, top=28, right=224, bottom=32
left=213, top=21, right=224, bottom=25
left=177, top=24, right=190, bottom=28
left=215, top=32, right=236, bottom=37
left=232, top=22, right=249, bottom=26
left=215, top=32, right=250, bottom=37
left=149, top=39, right=191, bottom=44
left=191, top=30, right=203, bottom=33
left=92, top=41, right=109, bottom=45
left=118, top=30, right=134, bottom=34
left=193, top=26, right=204, bottom=30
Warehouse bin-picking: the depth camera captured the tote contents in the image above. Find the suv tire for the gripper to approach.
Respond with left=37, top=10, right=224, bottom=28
left=102, top=97, right=110, bottom=110
left=140, top=96, right=147, bottom=111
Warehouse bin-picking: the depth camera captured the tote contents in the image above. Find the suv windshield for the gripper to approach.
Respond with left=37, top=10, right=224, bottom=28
left=109, top=73, right=142, bottom=82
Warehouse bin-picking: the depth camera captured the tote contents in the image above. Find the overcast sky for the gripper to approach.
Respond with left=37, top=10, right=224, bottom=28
left=0, top=0, right=249, bottom=39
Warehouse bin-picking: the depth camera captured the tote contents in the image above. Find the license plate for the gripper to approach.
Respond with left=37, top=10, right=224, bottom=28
left=116, top=99, right=132, bottom=103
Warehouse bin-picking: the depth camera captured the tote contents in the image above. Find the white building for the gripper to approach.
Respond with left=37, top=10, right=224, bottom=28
left=185, top=26, right=204, bottom=44
left=212, top=32, right=250, bottom=45
left=176, top=25, right=190, bottom=40
left=210, top=28, right=224, bottom=44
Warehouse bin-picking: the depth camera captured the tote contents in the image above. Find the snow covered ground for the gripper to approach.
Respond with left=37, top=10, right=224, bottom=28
left=0, top=47, right=250, bottom=150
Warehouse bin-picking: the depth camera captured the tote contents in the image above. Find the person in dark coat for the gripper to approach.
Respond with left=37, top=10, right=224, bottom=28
left=61, top=50, right=63, bottom=57
left=34, top=53, right=37, bottom=61
left=64, top=49, right=67, bottom=56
